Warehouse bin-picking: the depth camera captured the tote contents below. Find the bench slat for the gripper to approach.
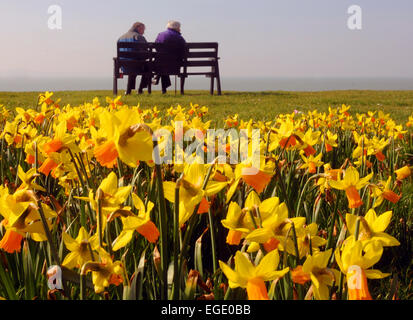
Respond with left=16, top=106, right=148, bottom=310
left=117, top=42, right=152, bottom=49
left=183, top=61, right=217, bottom=67
left=186, top=52, right=217, bottom=58
left=118, top=52, right=153, bottom=60
left=186, top=42, right=218, bottom=49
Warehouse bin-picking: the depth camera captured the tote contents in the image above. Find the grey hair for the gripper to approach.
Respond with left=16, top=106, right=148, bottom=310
left=167, top=20, right=181, bottom=31
left=129, top=21, right=145, bottom=32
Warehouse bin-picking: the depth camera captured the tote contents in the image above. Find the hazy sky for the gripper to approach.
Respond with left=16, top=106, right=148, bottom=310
left=1, top=0, right=413, bottom=78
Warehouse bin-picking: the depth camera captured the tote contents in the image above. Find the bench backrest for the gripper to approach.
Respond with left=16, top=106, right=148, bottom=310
left=115, top=42, right=219, bottom=75
left=184, top=42, right=218, bottom=67
left=117, top=42, right=152, bottom=60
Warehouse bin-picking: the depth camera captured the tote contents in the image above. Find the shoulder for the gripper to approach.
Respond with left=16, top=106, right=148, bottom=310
left=135, top=34, right=147, bottom=43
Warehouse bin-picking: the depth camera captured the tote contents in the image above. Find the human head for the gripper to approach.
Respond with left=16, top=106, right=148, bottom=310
left=167, top=20, right=181, bottom=33
left=130, top=22, right=145, bottom=35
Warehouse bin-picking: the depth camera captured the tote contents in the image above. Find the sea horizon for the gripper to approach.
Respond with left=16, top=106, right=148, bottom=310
left=1, top=76, right=413, bottom=92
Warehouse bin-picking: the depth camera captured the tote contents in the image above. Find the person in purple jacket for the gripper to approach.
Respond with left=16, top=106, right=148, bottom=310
left=154, top=21, right=186, bottom=93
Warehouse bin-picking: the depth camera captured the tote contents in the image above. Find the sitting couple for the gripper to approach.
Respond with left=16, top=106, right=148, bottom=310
left=118, top=20, right=186, bottom=95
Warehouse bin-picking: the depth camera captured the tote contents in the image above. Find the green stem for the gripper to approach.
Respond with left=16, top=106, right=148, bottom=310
left=80, top=273, right=86, bottom=300
left=295, top=174, right=323, bottom=218
left=207, top=195, right=218, bottom=274
left=177, top=161, right=216, bottom=290
left=172, top=182, right=180, bottom=300
left=290, top=222, right=300, bottom=266
left=37, top=197, right=61, bottom=265
left=153, top=146, right=168, bottom=300
left=96, top=188, right=104, bottom=248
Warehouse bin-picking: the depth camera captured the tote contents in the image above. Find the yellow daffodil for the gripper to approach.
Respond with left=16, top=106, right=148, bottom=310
left=16, top=165, right=46, bottom=192
left=62, top=227, right=99, bottom=269
left=291, top=249, right=339, bottom=300
left=324, top=130, right=338, bottom=152
left=93, top=109, right=153, bottom=168
left=345, top=210, right=400, bottom=247
left=221, top=202, right=251, bottom=246
left=0, top=189, right=56, bottom=253
left=395, top=165, right=411, bottom=181
left=163, top=162, right=227, bottom=226
left=82, top=248, right=124, bottom=293
left=335, top=238, right=390, bottom=300
left=76, top=172, right=132, bottom=233
left=300, top=153, right=324, bottom=174
left=110, top=194, right=159, bottom=251
left=245, top=201, right=306, bottom=252
left=328, top=166, right=373, bottom=209
left=371, top=177, right=401, bottom=207
left=219, top=250, right=289, bottom=300
left=294, top=223, right=327, bottom=259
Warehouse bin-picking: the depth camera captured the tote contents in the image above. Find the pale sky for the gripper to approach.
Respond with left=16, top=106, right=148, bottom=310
left=1, top=0, right=413, bottom=78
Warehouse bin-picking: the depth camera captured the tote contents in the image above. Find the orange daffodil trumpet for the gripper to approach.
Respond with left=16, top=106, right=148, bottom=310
left=219, top=250, right=289, bottom=300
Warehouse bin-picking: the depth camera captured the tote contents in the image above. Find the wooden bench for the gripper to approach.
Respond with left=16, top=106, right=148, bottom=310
left=113, top=42, right=222, bottom=95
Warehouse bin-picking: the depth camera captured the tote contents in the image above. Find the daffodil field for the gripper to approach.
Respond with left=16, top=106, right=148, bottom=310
left=0, top=91, right=412, bottom=300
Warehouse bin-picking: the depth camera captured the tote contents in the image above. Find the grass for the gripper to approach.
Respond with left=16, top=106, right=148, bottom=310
left=1, top=89, right=413, bottom=127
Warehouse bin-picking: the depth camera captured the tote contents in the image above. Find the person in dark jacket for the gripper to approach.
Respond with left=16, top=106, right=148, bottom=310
left=154, top=21, right=186, bottom=94
left=118, top=22, right=150, bottom=95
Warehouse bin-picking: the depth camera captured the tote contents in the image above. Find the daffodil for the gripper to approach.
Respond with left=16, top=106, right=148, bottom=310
left=395, top=165, right=411, bottom=181
left=324, top=130, right=338, bottom=152
left=76, top=171, right=132, bottom=233
left=335, top=238, right=390, bottom=300
left=298, top=128, right=321, bottom=156
left=93, top=109, right=153, bottom=168
left=245, top=201, right=306, bottom=252
left=62, top=227, right=99, bottom=269
left=221, top=202, right=251, bottom=245
left=328, top=166, right=373, bottom=209
left=219, top=250, right=289, bottom=300
left=300, top=153, right=324, bottom=174
left=371, top=177, right=401, bottom=207
left=16, top=166, right=46, bottom=192
left=345, top=210, right=400, bottom=247
left=163, top=162, right=227, bottom=226
left=294, top=223, right=327, bottom=259
left=291, top=249, right=339, bottom=300
left=110, top=194, right=159, bottom=251
left=0, top=189, right=56, bottom=253
left=42, top=120, right=78, bottom=155
left=82, top=248, right=124, bottom=293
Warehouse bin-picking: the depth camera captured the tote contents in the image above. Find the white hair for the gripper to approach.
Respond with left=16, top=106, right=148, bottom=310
left=167, top=20, right=181, bottom=31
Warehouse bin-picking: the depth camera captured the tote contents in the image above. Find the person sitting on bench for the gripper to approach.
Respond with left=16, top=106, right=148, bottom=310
left=118, top=21, right=150, bottom=95
left=154, top=21, right=186, bottom=94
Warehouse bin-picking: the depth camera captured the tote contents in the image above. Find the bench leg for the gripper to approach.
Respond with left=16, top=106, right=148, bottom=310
left=210, top=75, right=214, bottom=95
left=148, top=74, right=152, bottom=94
left=215, top=63, right=222, bottom=95
left=180, top=77, right=185, bottom=95
left=113, top=76, right=118, bottom=96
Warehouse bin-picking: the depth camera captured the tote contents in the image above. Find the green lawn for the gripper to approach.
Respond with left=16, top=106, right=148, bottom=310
left=1, top=90, right=413, bottom=126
